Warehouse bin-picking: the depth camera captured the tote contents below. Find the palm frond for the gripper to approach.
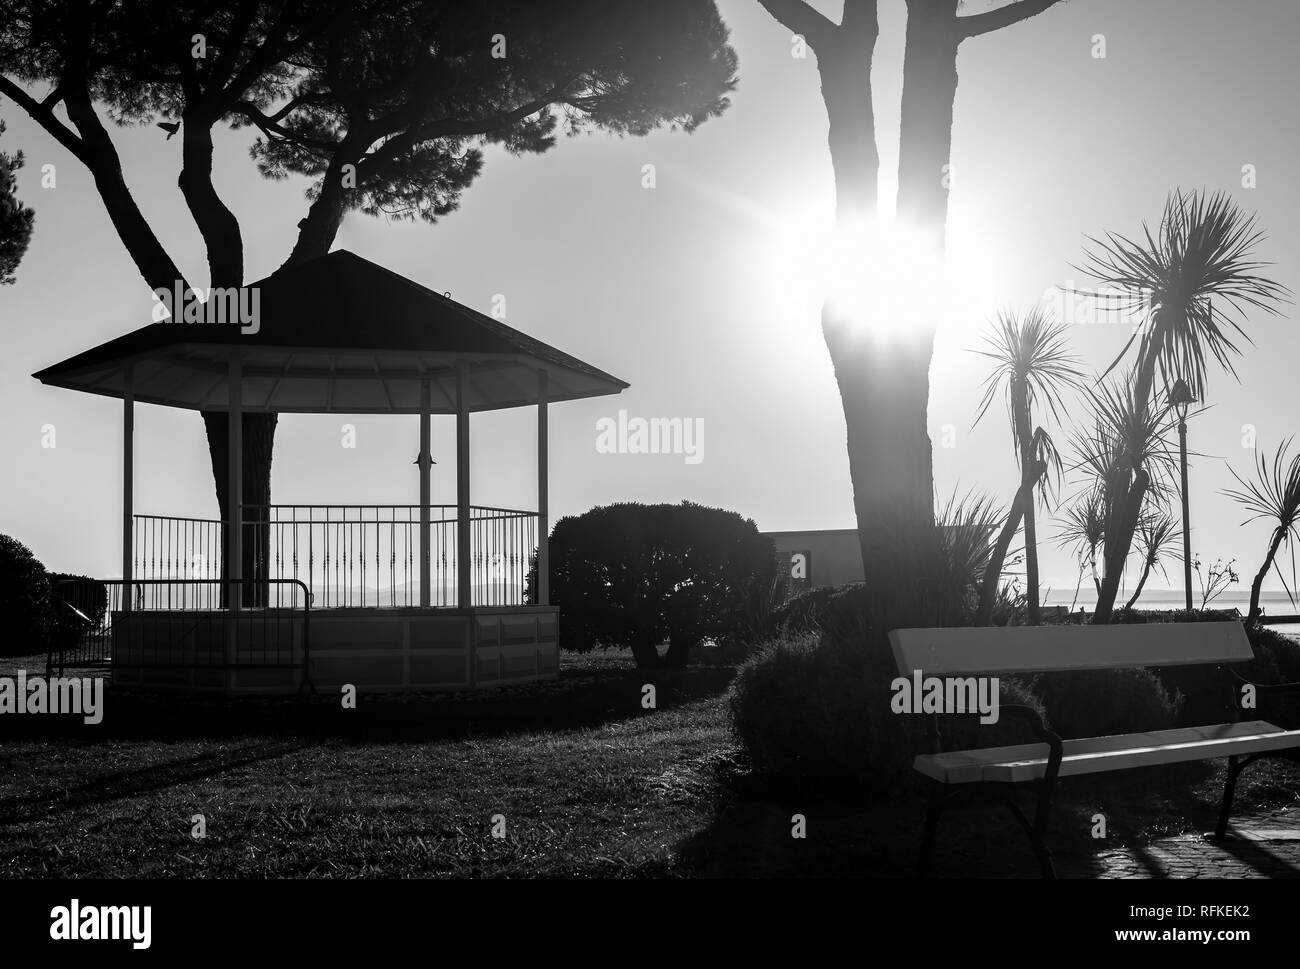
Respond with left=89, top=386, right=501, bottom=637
left=1067, top=372, right=1180, bottom=494
left=971, top=305, right=1087, bottom=444
left=1223, top=437, right=1300, bottom=532
left=935, top=488, right=1002, bottom=604
left=1079, top=189, right=1291, bottom=401
left=1134, top=510, right=1182, bottom=574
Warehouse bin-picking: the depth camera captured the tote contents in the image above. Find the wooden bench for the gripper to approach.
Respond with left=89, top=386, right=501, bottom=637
left=888, top=621, right=1300, bottom=878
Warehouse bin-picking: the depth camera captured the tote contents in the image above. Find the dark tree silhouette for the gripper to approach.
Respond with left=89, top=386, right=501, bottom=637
left=546, top=502, right=778, bottom=669
left=0, top=0, right=736, bottom=595
left=755, top=0, right=1068, bottom=633
left=0, top=117, right=35, bottom=285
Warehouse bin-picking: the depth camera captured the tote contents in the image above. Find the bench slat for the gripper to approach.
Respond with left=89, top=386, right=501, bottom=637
left=889, top=622, right=1252, bottom=676
left=915, top=720, right=1300, bottom=784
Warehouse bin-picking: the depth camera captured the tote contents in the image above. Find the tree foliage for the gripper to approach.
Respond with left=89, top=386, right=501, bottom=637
left=547, top=501, right=777, bottom=668
left=0, top=117, right=35, bottom=285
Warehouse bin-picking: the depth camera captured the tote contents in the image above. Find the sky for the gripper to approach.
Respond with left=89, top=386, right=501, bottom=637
left=2, top=0, right=1299, bottom=604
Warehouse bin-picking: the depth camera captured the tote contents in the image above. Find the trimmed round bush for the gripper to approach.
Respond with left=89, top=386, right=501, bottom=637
left=728, top=632, right=917, bottom=797
left=1031, top=667, right=1180, bottom=740
left=544, top=501, right=778, bottom=668
left=0, top=534, right=51, bottom=657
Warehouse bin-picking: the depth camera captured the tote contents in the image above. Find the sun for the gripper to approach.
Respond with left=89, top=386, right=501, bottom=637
left=759, top=208, right=997, bottom=346
left=823, top=216, right=947, bottom=342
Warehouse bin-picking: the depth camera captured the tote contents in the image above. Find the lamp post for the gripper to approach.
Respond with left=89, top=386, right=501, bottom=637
left=1168, top=378, right=1196, bottom=612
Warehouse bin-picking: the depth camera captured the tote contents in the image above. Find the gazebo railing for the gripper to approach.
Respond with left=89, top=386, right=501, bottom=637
left=134, top=505, right=537, bottom=609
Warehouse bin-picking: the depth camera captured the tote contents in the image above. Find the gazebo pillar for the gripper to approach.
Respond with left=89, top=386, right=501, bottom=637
left=456, top=361, right=471, bottom=609
left=228, top=353, right=243, bottom=614
left=537, top=369, right=549, bottom=606
left=419, top=379, right=432, bottom=608
left=122, top=364, right=134, bottom=613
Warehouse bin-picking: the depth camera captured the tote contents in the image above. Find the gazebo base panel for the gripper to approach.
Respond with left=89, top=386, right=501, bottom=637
left=110, top=605, right=559, bottom=696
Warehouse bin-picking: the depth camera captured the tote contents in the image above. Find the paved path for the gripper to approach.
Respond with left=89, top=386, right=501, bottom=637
left=1060, top=808, right=1300, bottom=878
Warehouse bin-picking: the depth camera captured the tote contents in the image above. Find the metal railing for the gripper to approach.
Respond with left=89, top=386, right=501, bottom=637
left=47, top=578, right=310, bottom=677
left=134, top=504, right=537, bottom=608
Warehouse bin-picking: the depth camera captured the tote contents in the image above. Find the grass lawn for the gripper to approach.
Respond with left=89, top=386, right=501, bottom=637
left=1, top=648, right=1297, bottom=878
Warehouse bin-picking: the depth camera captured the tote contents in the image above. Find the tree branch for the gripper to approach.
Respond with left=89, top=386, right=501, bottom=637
left=756, top=0, right=838, bottom=50
left=231, top=100, right=341, bottom=150
left=957, top=0, right=1067, bottom=39
left=0, top=75, right=87, bottom=162
left=60, top=77, right=189, bottom=294
left=179, top=106, right=244, bottom=287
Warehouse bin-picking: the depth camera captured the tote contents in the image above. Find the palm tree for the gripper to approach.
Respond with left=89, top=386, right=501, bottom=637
left=1080, top=190, right=1290, bottom=620
left=1058, top=487, right=1106, bottom=607
left=1069, top=375, right=1179, bottom=623
left=1123, top=511, right=1181, bottom=612
left=972, top=308, right=1083, bottom=623
left=1223, top=439, right=1300, bottom=624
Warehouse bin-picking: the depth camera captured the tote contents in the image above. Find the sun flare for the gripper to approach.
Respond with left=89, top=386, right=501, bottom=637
left=759, top=210, right=998, bottom=348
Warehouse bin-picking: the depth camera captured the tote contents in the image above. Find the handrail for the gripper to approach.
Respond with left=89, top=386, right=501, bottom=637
left=47, top=578, right=312, bottom=682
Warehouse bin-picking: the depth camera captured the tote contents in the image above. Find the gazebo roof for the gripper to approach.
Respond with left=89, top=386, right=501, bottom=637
left=32, top=250, right=628, bottom=414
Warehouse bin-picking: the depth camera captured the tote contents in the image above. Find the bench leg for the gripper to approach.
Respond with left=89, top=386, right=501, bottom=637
left=1215, top=755, right=1243, bottom=838
left=1032, top=782, right=1057, bottom=879
left=918, top=788, right=947, bottom=879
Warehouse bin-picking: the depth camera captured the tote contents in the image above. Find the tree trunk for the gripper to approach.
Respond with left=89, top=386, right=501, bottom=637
left=896, top=9, right=959, bottom=233
left=630, top=636, right=661, bottom=669
left=1093, top=469, right=1150, bottom=623
left=1124, top=558, right=1153, bottom=612
left=1249, top=528, right=1285, bottom=624
left=824, top=312, right=941, bottom=634
left=977, top=460, right=1044, bottom=625
left=57, top=83, right=188, bottom=295
left=663, top=635, right=693, bottom=669
left=817, top=33, right=878, bottom=221
left=815, top=7, right=959, bottom=636
left=204, top=413, right=278, bottom=607
left=820, top=17, right=946, bottom=635
left=1009, top=377, right=1042, bottom=624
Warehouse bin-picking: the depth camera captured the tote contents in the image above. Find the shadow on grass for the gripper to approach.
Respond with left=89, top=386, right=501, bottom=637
left=0, top=740, right=306, bottom=826
left=0, top=664, right=737, bottom=744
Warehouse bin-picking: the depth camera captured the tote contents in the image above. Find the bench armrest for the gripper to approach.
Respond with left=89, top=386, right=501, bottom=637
left=998, top=704, right=1065, bottom=782
left=1220, top=666, right=1300, bottom=722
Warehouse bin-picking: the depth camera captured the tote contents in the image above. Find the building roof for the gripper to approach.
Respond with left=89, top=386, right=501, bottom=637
left=32, top=250, right=628, bottom=414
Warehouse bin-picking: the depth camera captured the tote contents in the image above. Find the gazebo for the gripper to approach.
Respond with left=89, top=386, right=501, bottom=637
left=33, top=250, right=627, bottom=694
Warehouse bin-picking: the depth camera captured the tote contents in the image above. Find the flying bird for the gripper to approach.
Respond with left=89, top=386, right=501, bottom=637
left=157, top=121, right=180, bottom=140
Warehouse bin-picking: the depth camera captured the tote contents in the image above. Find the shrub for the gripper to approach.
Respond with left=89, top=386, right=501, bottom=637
left=0, top=534, right=51, bottom=657
left=762, top=584, right=840, bottom=636
left=938, top=675, right=1047, bottom=752
left=728, top=632, right=917, bottom=797
left=1251, top=623, right=1300, bottom=683
left=1031, top=667, right=1180, bottom=740
left=762, top=582, right=871, bottom=642
left=1115, top=609, right=1300, bottom=728
left=727, top=630, right=1047, bottom=798
left=545, top=501, right=778, bottom=668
